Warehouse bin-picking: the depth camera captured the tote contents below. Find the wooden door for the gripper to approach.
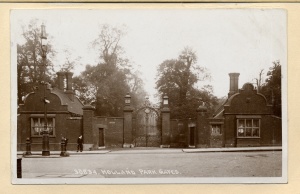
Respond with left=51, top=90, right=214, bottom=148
left=99, top=128, right=104, bottom=147
left=189, top=127, right=195, bottom=146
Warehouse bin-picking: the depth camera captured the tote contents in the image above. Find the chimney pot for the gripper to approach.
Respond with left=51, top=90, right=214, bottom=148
left=65, top=72, right=74, bottom=101
left=65, top=72, right=74, bottom=91
left=56, top=72, right=65, bottom=90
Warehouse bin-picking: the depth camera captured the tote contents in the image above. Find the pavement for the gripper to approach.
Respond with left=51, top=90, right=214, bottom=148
left=17, top=146, right=282, bottom=158
left=16, top=147, right=283, bottom=179
left=182, top=146, right=282, bottom=153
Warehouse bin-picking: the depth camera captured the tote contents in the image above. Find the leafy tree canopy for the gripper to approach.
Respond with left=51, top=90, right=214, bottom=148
left=74, top=24, right=147, bottom=116
left=17, top=19, right=56, bottom=104
left=260, top=61, right=282, bottom=117
left=156, top=47, right=217, bottom=119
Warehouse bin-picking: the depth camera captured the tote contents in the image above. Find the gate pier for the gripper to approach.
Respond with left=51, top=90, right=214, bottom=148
left=123, top=93, right=134, bottom=148
left=161, top=96, right=170, bottom=148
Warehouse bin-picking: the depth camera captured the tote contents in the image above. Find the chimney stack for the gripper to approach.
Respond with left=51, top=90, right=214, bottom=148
left=56, top=72, right=65, bottom=91
left=228, top=73, right=240, bottom=98
left=65, top=72, right=74, bottom=101
left=65, top=72, right=73, bottom=91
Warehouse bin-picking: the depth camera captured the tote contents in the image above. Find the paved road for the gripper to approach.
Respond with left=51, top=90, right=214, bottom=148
left=20, top=150, right=282, bottom=179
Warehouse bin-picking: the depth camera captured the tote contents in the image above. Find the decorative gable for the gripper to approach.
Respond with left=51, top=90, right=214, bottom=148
left=224, top=83, right=273, bottom=115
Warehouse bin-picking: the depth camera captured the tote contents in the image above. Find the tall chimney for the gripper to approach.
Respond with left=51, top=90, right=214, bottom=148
left=65, top=72, right=74, bottom=101
left=228, top=73, right=240, bottom=98
left=56, top=72, right=65, bottom=90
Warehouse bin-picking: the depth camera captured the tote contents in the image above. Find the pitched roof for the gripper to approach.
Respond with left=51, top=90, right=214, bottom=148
left=50, top=87, right=84, bottom=115
left=212, top=96, right=227, bottom=119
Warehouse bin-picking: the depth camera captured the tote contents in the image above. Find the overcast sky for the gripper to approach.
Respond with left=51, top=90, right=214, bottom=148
left=11, top=9, right=286, bottom=102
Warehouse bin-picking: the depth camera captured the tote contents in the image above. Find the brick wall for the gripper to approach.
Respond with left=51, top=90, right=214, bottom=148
left=170, top=119, right=188, bottom=148
left=106, top=118, right=124, bottom=148
left=92, top=117, right=124, bottom=148
left=224, top=115, right=236, bottom=147
left=196, top=111, right=210, bottom=148
left=65, top=117, right=83, bottom=150
left=82, top=106, right=94, bottom=148
left=260, top=115, right=282, bottom=146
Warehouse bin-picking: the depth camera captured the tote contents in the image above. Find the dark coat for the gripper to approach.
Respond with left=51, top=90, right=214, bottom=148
left=77, top=137, right=83, bottom=144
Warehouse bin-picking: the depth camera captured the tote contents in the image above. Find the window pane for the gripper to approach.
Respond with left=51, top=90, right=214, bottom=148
left=40, top=118, right=45, bottom=127
left=32, top=127, right=40, bottom=135
left=32, top=118, right=40, bottom=135
left=253, top=120, right=259, bottom=127
left=245, top=128, right=252, bottom=136
left=48, top=127, right=53, bottom=135
left=246, top=120, right=252, bottom=127
left=253, top=128, right=259, bottom=137
left=216, top=125, right=221, bottom=134
left=238, top=128, right=244, bottom=137
left=212, top=125, right=221, bottom=135
left=40, top=118, right=52, bottom=126
left=238, top=120, right=244, bottom=127
left=33, top=118, right=38, bottom=125
left=48, top=119, right=53, bottom=135
left=39, top=126, right=45, bottom=134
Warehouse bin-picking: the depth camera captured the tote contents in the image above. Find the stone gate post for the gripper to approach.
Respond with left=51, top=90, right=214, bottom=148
left=123, top=93, right=134, bottom=148
left=161, top=96, right=170, bottom=148
left=82, top=105, right=95, bottom=150
left=196, top=102, right=209, bottom=148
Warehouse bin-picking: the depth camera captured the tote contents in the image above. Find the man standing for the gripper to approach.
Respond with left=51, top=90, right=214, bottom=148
left=77, top=135, right=83, bottom=152
left=64, top=137, right=68, bottom=151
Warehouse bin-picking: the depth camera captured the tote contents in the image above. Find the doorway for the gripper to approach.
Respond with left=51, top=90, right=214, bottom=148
left=98, top=128, right=104, bottom=147
left=189, top=127, right=195, bottom=147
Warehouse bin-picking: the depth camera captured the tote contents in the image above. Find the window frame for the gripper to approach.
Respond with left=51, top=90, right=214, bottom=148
left=30, top=114, right=56, bottom=137
left=236, top=116, right=260, bottom=138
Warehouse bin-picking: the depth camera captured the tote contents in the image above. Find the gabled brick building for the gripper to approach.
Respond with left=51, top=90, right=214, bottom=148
left=207, top=73, right=282, bottom=147
left=17, top=72, right=84, bottom=151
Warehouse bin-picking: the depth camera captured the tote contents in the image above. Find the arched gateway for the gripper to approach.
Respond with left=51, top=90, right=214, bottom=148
left=133, top=99, right=161, bottom=147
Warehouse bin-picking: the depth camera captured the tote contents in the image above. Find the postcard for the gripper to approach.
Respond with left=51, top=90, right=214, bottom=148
left=11, top=7, right=287, bottom=184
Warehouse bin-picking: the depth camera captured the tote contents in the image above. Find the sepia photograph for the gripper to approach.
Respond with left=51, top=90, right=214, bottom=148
left=11, top=7, right=287, bottom=184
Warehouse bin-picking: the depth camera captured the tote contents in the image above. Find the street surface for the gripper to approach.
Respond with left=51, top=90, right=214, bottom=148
left=20, top=149, right=282, bottom=178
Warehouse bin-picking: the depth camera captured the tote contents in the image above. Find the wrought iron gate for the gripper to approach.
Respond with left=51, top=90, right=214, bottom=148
left=134, top=101, right=161, bottom=147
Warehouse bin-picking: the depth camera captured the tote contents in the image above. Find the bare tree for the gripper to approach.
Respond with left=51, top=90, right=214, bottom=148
left=58, top=48, right=82, bottom=72
left=254, top=69, right=264, bottom=92
left=91, top=24, right=128, bottom=68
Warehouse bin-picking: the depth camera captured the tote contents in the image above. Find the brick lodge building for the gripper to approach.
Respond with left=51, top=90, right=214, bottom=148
left=17, top=72, right=282, bottom=151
